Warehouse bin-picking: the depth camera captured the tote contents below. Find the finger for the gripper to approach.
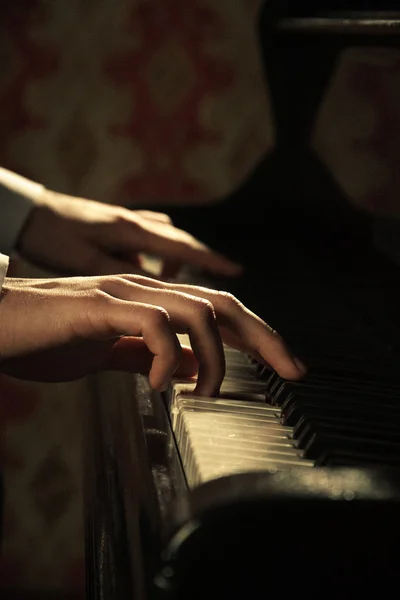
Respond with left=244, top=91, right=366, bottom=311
left=103, top=280, right=226, bottom=396
left=97, top=299, right=182, bottom=391
left=124, top=280, right=306, bottom=380
left=181, top=298, right=225, bottom=397
left=120, top=220, right=243, bottom=277
left=102, top=337, right=198, bottom=378
left=156, top=231, right=243, bottom=277
left=199, top=291, right=306, bottom=380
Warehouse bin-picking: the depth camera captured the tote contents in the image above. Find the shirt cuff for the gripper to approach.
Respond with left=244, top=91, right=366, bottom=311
left=0, top=253, right=9, bottom=292
left=0, top=168, right=45, bottom=255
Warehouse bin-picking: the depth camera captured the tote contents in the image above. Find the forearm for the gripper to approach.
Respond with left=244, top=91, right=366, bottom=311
left=0, top=167, right=44, bottom=255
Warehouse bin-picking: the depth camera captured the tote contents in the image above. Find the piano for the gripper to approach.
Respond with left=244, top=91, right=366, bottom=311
left=84, top=3, right=400, bottom=599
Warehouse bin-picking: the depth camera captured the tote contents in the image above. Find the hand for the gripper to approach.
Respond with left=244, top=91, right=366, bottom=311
left=0, top=275, right=306, bottom=395
left=16, top=190, right=242, bottom=278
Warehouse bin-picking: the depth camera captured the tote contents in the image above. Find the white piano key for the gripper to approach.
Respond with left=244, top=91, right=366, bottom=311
left=171, top=398, right=314, bottom=489
left=166, top=345, right=314, bottom=490
left=169, top=380, right=265, bottom=409
left=176, top=413, right=293, bottom=466
left=181, top=413, right=292, bottom=437
left=174, top=410, right=288, bottom=441
left=181, top=419, right=294, bottom=448
left=181, top=416, right=299, bottom=459
left=170, top=379, right=268, bottom=408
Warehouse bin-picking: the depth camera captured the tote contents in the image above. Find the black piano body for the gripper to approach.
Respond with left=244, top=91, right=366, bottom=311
left=84, top=3, right=400, bottom=599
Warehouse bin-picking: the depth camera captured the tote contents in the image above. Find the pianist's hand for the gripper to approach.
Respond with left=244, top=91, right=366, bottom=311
left=17, top=190, right=242, bottom=278
left=0, top=275, right=306, bottom=395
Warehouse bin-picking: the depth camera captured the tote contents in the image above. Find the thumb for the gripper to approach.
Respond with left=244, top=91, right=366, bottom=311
left=102, top=337, right=198, bottom=379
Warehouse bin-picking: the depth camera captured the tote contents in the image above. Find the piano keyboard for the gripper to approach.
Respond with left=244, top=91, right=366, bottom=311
left=166, top=329, right=400, bottom=489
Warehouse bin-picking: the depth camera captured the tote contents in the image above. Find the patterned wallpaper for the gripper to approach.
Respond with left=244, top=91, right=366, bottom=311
left=0, top=0, right=271, bottom=205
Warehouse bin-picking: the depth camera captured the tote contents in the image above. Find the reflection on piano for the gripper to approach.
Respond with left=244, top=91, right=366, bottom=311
left=84, top=2, right=400, bottom=599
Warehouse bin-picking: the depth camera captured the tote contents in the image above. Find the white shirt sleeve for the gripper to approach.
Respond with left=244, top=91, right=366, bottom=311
left=0, top=167, right=45, bottom=255
left=0, top=253, right=9, bottom=293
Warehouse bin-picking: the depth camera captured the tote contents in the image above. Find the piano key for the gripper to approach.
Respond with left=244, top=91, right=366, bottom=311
left=169, top=380, right=267, bottom=407
left=289, top=403, right=400, bottom=436
left=286, top=372, right=400, bottom=393
left=172, top=400, right=283, bottom=449
left=186, top=433, right=300, bottom=459
left=225, top=365, right=260, bottom=381
left=172, top=397, right=280, bottom=423
left=181, top=412, right=296, bottom=449
left=268, top=376, right=400, bottom=406
left=175, top=416, right=294, bottom=462
left=177, top=422, right=294, bottom=462
left=280, top=389, right=400, bottom=412
left=304, top=431, right=400, bottom=463
left=295, top=420, right=400, bottom=452
left=180, top=418, right=293, bottom=445
left=280, top=396, right=400, bottom=427
left=169, top=391, right=314, bottom=488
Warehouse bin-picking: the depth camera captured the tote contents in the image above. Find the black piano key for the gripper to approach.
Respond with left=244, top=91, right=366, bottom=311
left=304, top=431, right=400, bottom=463
left=284, top=386, right=400, bottom=407
left=280, top=393, right=400, bottom=421
left=298, top=353, right=400, bottom=377
left=287, top=397, right=400, bottom=429
left=268, top=377, right=400, bottom=406
left=295, top=419, right=400, bottom=452
left=282, top=400, right=400, bottom=429
left=299, top=365, right=400, bottom=389
left=282, top=401, right=400, bottom=453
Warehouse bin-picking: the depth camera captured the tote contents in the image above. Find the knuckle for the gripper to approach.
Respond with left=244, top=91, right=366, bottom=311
left=80, top=290, right=117, bottom=334
left=216, top=290, right=243, bottom=313
left=191, top=298, right=216, bottom=323
left=155, top=210, right=172, bottom=223
left=97, top=275, right=125, bottom=293
left=91, top=288, right=111, bottom=304
left=113, top=208, right=130, bottom=224
left=218, top=290, right=239, bottom=305
left=113, top=210, right=140, bottom=232
left=147, top=306, right=171, bottom=328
